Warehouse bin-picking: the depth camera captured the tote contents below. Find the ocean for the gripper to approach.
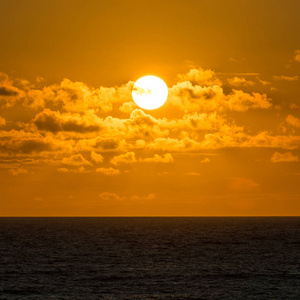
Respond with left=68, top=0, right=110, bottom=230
left=0, top=217, right=299, bottom=299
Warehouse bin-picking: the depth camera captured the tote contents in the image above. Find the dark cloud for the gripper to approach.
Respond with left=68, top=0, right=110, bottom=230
left=0, top=86, right=19, bottom=96
left=34, top=111, right=61, bottom=132
left=0, top=138, right=52, bottom=154
left=95, top=138, right=120, bottom=150
left=61, top=121, right=100, bottom=133
left=33, top=109, right=101, bottom=133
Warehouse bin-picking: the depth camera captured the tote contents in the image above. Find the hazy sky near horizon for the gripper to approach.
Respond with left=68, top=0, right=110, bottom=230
left=0, top=0, right=300, bottom=216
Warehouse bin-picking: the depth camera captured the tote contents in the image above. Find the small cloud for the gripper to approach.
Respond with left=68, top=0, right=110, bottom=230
left=227, top=177, right=259, bottom=192
left=9, top=168, right=28, bottom=176
left=57, top=166, right=87, bottom=173
left=33, top=197, right=43, bottom=201
left=98, top=192, right=156, bottom=202
left=62, top=154, right=91, bottom=166
left=33, top=109, right=101, bottom=133
left=111, top=152, right=137, bottom=165
left=140, top=153, right=174, bottom=163
left=185, top=172, right=200, bottom=176
left=158, top=171, right=173, bottom=176
left=57, top=168, right=69, bottom=173
left=78, top=166, right=86, bottom=173
left=273, top=75, right=299, bottom=81
left=98, top=192, right=122, bottom=201
left=91, top=151, right=104, bottom=164
left=256, top=77, right=270, bottom=85
left=96, top=167, right=120, bottom=175
left=177, top=67, right=221, bottom=86
left=228, top=57, right=238, bottom=63
left=36, top=76, right=45, bottom=83
left=286, top=115, right=300, bottom=128
left=0, top=116, right=6, bottom=126
left=289, top=103, right=299, bottom=109
left=271, top=152, right=299, bottom=163
left=227, top=90, right=271, bottom=111
left=227, top=77, right=255, bottom=87
left=0, top=75, right=21, bottom=108
left=129, top=193, right=157, bottom=201
left=294, top=50, right=300, bottom=62
left=145, top=193, right=156, bottom=199
left=119, top=101, right=137, bottom=114
left=201, top=158, right=210, bottom=164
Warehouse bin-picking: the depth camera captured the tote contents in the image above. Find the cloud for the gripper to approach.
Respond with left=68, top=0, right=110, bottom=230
left=294, top=50, right=300, bottom=62
left=201, top=158, right=210, bottom=164
left=33, top=109, right=101, bottom=133
left=129, top=193, right=157, bottom=201
left=256, top=77, right=270, bottom=85
left=185, top=172, right=200, bottom=176
left=91, top=151, right=104, bottom=163
left=110, top=152, right=174, bottom=165
left=162, top=112, right=229, bottom=132
left=168, top=81, right=225, bottom=112
left=0, top=116, right=6, bottom=126
left=98, top=192, right=122, bottom=201
left=140, top=153, right=174, bottom=163
left=0, top=72, right=22, bottom=108
left=0, top=68, right=273, bottom=118
left=0, top=128, right=76, bottom=157
left=89, top=137, right=124, bottom=151
left=119, top=101, right=137, bottom=114
left=146, top=137, right=202, bottom=152
left=273, top=75, right=299, bottom=81
left=289, top=103, right=299, bottom=109
left=98, top=192, right=156, bottom=202
left=286, top=115, right=300, bottom=128
left=271, top=152, right=299, bottom=163
left=110, top=152, right=137, bottom=165
left=227, top=77, right=255, bottom=87
left=9, top=167, right=28, bottom=176
left=227, top=177, right=260, bottom=192
left=36, top=76, right=45, bottom=83
left=145, top=131, right=300, bottom=152
left=125, top=109, right=169, bottom=140
left=74, top=136, right=126, bottom=154
left=57, top=166, right=87, bottom=173
left=38, top=79, right=133, bottom=113
left=62, top=154, right=91, bottom=166
left=168, top=81, right=271, bottom=113
left=91, top=109, right=169, bottom=143
left=96, top=167, right=120, bottom=175
left=0, top=72, right=135, bottom=112
left=227, top=90, right=271, bottom=111
left=0, top=66, right=299, bottom=164
left=57, top=168, right=69, bottom=173
left=0, top=133, right=53, bottom=155
left=177, top=67, right=221, bottom=86
left=203, top=131, right=300, bottom=150
left=0, top=86, right=19, bottom=97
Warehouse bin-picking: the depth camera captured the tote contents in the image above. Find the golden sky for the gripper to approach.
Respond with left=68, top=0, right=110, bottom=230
left=0, top=0, right=300, bottom=216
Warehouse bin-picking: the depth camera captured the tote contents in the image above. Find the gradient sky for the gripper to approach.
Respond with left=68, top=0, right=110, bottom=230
left=0, top=0, right=300, bottom=216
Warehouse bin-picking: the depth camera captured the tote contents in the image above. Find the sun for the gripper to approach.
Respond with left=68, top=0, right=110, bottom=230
left=132, top=75, right=168, bottom=110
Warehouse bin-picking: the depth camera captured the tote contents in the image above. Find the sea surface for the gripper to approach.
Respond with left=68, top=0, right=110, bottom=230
left=0, top=217, right=299, bottom=299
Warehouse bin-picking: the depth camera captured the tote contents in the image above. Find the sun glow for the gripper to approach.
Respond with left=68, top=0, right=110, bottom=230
left=132, top=75, right=168, bottom=110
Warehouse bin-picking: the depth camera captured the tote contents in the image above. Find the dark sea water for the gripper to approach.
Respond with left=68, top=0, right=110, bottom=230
left=0, top=217, right=299, bottom=299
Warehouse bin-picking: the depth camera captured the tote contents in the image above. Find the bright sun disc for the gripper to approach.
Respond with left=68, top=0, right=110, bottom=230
left=132, top=75, right=168, bottom=110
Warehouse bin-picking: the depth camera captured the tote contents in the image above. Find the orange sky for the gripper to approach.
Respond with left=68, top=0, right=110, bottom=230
left=0, top=0, right=300, bottom=216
